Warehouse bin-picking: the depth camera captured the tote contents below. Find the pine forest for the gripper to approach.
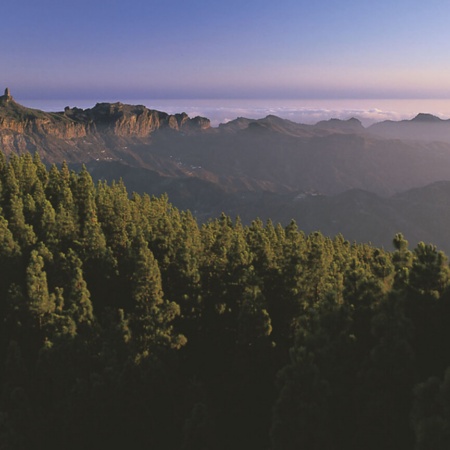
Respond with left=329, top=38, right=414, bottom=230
left=0, top=151, right=449, bottom=450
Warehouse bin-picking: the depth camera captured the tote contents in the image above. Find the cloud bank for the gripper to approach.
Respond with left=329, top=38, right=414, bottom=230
left=21, top=98, right=450, bottom=128
left=148, top=101, right=449, bottom=127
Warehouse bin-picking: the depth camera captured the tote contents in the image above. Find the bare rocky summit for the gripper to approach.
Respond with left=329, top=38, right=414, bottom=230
left=2, top=87, right=12, bottom=101
left=0, top=90, right=210, bottom=161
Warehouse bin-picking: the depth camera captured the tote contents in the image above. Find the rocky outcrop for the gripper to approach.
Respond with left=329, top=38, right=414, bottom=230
left=0, top=91, right=211, bottom=143
left=0, top=116, right=87, bottom=139
left=0, top=129, right=32, bottom=155
left=62, top=102, right=210, bottom=137
left=0, top=91, right=211, bottom=162
left=0, top=90, right=88, bottom=139
left=3, top=88, right=12, bottom=101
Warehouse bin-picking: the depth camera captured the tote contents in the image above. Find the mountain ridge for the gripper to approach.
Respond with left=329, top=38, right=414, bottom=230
left=368, top=112, right=450, bottom=142
left=4, top=89, right=450, bottom=251
left=0, top=88, right=211, bottom=160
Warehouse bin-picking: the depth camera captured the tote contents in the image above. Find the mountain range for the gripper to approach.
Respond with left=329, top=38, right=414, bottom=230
left=2, top=87, right=450, bottom=252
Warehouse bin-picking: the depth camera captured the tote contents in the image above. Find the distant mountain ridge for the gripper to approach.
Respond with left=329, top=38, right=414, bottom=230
left=368, top=112, right=450, bottom=142
left=3, top=88, right=450, bottom=251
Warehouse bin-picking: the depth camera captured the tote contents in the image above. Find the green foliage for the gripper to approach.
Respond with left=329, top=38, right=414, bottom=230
left=0, top=151, right=450, bottom=449
left=25, top=249, right=55, bottom=329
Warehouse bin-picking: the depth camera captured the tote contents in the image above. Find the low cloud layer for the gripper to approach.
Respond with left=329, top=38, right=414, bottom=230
left=129, top=99, right=450, bottom=128
left=196, top=106, right=408, bottom=127
left=22, top=98, right=450, bottom=128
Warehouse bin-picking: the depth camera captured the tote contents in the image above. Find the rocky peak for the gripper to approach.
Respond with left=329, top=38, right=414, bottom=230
left=0, top=87, right=14, bottom=104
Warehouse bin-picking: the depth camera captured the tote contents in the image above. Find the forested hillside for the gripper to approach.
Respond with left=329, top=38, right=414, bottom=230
left=0, top=152, right=450, bottom=449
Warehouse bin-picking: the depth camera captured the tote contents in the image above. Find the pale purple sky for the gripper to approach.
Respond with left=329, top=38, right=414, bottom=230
left=3, top=0, right=450, bottom=102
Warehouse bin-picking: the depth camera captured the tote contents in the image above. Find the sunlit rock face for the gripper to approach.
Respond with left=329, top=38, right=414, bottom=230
left=78, top=104, right=210, bottom=137
left=0, top=92, right=210, bottom=139
left=0, top=89, right=87, bottom=139
left=0, top=90, right=210, bottom=160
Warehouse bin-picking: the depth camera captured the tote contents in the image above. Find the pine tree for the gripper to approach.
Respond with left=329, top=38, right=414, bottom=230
left=0, top=215, right=21, bottom=291
left=392, top=233, right=413, bottom=289
left=127, top=231, right=185, bottom=358
left=25, top=250, right=55, bottom=331
left=32, top=152, right=48, bottom=186
left=96, top=180, right=132, bottom=256
left=59, top=250, right=94, bottom=331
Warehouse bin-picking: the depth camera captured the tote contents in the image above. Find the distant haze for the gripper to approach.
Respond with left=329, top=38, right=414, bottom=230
left=19, top=97, right=450, bottom=128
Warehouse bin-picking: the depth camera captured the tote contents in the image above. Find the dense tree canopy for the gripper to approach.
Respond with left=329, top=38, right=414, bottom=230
left=0, top=152, right=449, bottom=449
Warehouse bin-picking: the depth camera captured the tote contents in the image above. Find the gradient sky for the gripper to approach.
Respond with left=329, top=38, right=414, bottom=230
left=3, top=0, right=450, bottom=100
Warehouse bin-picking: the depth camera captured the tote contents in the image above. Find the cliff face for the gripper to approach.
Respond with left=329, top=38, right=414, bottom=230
left=0, top=89, right=211, bottom=160
left=0, top=89, right=87, bottom=139
left=68, top=102, right=211, bottom=137
left=1, top=117, right=88, bottom=139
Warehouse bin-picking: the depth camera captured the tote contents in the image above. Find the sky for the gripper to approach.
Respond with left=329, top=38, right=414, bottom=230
left=3, top=1, right=450, bottom=106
